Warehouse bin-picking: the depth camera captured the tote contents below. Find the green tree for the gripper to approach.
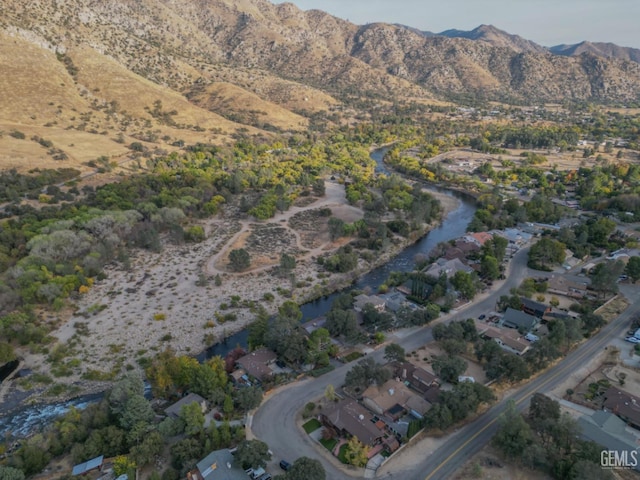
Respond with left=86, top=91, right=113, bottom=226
left=0, top=341, right=16, bottom=363
left=229, top=248, right=251, bottom=271
left=324, top=384, right=336, bottom=402
left=279, top=252, right=296, bottom=276
left=480, top=255, right=500, bottom=280
left=0, top=466, right=25, bottom=480
left=492, top=400, right=533, bottom=459
left=432, top=355, right=467, bottom=383
left=233, top=386, right=263, bottom=412
left=383, top=343, right=405, bottom=362
left=590, top=260, right=625, bottom=299
left=113, top=455, right=137, bottom=477
left=451, top=271, right=477, bottom=300
left=626, top=256, right=640, bottom=282
left=528, top=238, right=565, bottom=270
left=120, top=394, right=154, bottom=431
left=234, top=439, right=271, bottom=470
left=344, top=358, right=391, bottom=391
left=286, top=457, right=326, bottom=480
left=344, top=437, right=369, bottom=467
left=180, top=402, right=205, bottom=436
left=328, top=217, right=345, bottom=241
left=11, top=437, right=51, bottom=476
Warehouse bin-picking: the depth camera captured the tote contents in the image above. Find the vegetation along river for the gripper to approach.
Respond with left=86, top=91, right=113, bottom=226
left=0, top=147, right=477, bottom=437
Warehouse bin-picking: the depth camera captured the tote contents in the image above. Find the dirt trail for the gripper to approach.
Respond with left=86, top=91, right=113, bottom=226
left=204, top=181, right=358, bottom=275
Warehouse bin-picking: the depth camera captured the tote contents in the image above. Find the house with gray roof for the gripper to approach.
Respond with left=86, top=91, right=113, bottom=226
left=188, top=449, right=248, bottom=480
left=165, top=393, right=207, bottom=418
left=502, top=307, right=538, bottom=332
left=577, top=411, right=640, bottom=472
left=424, top=258, right=473, bottom=279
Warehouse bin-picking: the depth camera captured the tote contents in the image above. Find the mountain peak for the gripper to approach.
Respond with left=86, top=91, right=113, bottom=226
left=438, top=24, right=547, bottom=53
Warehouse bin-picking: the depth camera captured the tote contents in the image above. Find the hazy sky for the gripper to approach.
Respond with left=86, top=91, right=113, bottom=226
left=273, top=0, right=640, bottom=49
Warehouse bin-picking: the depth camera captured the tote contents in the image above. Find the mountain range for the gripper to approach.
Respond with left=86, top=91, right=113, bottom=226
left=1, top=0, right=639, bottom=166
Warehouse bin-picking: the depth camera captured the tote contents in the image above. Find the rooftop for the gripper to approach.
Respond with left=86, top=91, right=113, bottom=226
left=324, top=399, right=383, bottom=446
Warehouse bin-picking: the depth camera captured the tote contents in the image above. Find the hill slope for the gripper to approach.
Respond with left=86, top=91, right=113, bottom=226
left=550, top=41, right=640, bottom=64
left=1, top=0, right=640, bottom=168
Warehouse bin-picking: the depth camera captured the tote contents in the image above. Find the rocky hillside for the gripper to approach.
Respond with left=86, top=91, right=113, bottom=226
left=437, top=24, right=548, bottom=54
left=550, top=41, right=640, bottom=64
left=1, top=0, right=640, bottom=147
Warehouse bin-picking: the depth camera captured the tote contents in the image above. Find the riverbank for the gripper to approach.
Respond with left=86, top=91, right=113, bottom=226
left=1, top=184, right=462, bottom=410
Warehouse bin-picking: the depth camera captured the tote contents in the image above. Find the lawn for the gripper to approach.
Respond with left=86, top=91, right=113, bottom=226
left=302, top=418, right=322, bottom=433
left=343, top=351, right=363, bottom=362
left=337, top=443, right=349, bottom=463
left=319, top=437, right=337, bottom=452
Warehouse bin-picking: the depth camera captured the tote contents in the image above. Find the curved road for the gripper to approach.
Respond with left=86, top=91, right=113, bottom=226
left=251, top=247, right=537, bottom=478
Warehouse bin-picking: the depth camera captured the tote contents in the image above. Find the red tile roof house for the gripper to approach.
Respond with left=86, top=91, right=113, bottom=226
left=235, top=348, right=277, bottom=383
left=320, top=399, right=384, bottom=447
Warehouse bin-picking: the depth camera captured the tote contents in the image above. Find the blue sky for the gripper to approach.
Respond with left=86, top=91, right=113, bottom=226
left=273, top=0, right=640, bottom=49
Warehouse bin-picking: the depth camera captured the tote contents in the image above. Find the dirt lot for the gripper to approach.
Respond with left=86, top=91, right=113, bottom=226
left=454, top=446, right=551, bottom=480
left=407, top=342, right=488, bottom=385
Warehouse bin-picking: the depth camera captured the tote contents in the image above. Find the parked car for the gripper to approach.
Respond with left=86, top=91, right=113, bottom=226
left=478, top=314, right=486, bottom=320
left=279, top=460, right=291, bottom=471
left=257, top=474, right=272, bottom=480
left=625, top=336, right=640, bottom=344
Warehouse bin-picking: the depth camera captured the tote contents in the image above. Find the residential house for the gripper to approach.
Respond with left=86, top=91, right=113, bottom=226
left=493, top=228, right=532, bottom=247
left=577, top=411, right=640, bottom=472
left=72, top=456, right=104, bottom=476
left=603, top=387, right=640, bottom=430
left=362, top=379, right=431, bottom=420
left=188, top=449, right=248, bottom=480
left=379, top=291, right=406, bottom=313
left=165, top=393, right=207, bottom=418
left=236, top=348, right=277, bottom=383
left=321, top=399, right=384, bottom=447
left=464, top=232, right=493, bottom=247
left=502, top=307, right=538, bottom=332
left=476, top=322, right=531, bottom=356
left=520, top=297, right=550, bottom=318
left=543, top=308, right=580, bottom=322
left=353, top=294, right=386, bottom=313
left=391, top=361, right=439, bottom=394
left=424, top=258, right=473, bottom=279
left=547, top=275, right=588, bottom=299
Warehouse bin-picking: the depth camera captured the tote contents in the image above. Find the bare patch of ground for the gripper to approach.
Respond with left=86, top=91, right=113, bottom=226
left=454, top=446, right=552, bottom=480
left=406, top=342, right=488, bottom=385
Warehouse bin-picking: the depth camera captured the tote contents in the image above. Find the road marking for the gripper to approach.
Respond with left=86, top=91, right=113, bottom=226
left=423, top=308, right=636, bottom=480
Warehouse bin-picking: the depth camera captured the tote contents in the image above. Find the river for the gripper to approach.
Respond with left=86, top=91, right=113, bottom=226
left=201, top=146, right=477, bottom=357
left=0, top=146, right=476, bottom=437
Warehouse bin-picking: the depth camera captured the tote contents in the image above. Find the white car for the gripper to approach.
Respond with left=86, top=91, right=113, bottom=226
left=625, top=336, right=640, bottom=344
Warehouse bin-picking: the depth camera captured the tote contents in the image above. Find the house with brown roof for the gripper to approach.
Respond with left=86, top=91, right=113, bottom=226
left=320, top=399, right=384, bottom=447
left=391, top=361, right=439, bottom=394
left=603, top=387, right=640, bottom=430
left=476, top=321, right=531, bottom=356
left=547, top=274, right=588, bottom=299
left=236, top=348, right=277, bottom=382
left=362, top=379, right=431, bottom=420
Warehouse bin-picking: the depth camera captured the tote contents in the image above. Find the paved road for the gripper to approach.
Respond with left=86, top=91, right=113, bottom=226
left=420, top=284, right=640, bottom=480
left=251, top=247, right=536, bottom=478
